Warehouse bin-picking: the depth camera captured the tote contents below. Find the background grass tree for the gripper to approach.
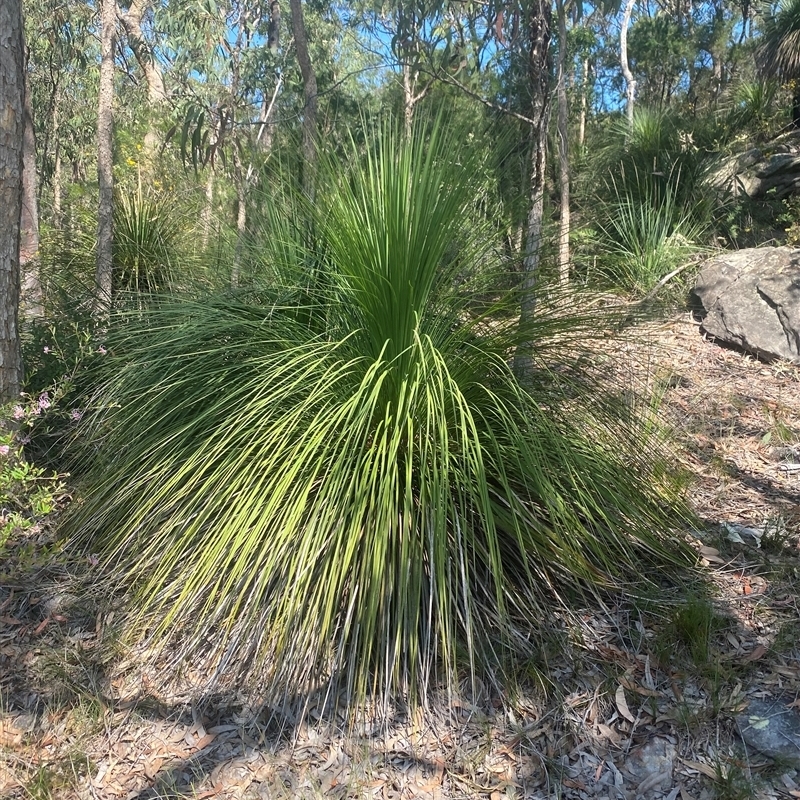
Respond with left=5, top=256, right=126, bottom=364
left=757, top=0, right=800, bottom=128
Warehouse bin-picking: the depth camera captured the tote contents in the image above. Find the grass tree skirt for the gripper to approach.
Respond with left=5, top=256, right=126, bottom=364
left=64, top=119, right=696, bottom=710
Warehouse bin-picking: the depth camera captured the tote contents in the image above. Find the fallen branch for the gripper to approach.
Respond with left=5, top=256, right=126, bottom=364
left=642, top=259, right=697, bottom=302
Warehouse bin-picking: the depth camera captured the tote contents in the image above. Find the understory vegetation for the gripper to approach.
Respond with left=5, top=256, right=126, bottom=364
left=3, top=0, right=800, bottom=772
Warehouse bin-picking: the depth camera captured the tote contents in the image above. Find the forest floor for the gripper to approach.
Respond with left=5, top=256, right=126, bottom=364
left=1, top=309, right=799, bottom=800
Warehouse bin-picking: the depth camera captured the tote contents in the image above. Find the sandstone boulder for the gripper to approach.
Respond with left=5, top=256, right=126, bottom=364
left=709, top=132, right=800, bottom=199
left=692, top=247, right=800, bottom=363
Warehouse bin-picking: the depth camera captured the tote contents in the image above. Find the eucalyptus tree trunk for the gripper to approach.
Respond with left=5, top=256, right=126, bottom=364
left=578, top=57, right=588, bottom=151
left=401, top=64, right=431, bottom=137
left=403, top=63, right=415, bottom=136
left=96, top=0, right=116, bottom=316
left=251, top=75, right=283, bottom=178
left=21, top=55, right=43, bottom=319
left=289, top=0, right=318, bottom=200
left=231, top=147, right=247, bottom=288
left=555, top=0, right=570, bottom=287
left=200, top=112, right=222, bottom=251
left=398, top=4, right=432, bottom=138
left=51, top=93, right=63, bottom=229
left=620, top=0, right=636, bottom=125
left=116, top=0, right=167, bottom=168
left=200, top=168, right=215, bottom=250
left=514, top=0, right=552, bottom=377
left=0, top=0, right=25, bottom=401
left=268, top=0, right=281, bottom=51
left=258, top=0, right=282, bottom=157
left=53, top=139, right=62, bottom=229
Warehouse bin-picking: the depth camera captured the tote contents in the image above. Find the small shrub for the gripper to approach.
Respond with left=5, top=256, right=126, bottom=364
left=670, top=595, right=725, bottom=666
left=778, top=195, right=800, bottom=245
left=0, top=397, right=66, bottom=550
left=595, top=174, right=702, bottom=294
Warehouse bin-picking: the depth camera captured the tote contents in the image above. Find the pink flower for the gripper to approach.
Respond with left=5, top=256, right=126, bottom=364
left=11, top=405, right=24, bottom=421
left=43, top=346, right=51, bottom=354
left=0, top=445, right=10, bottom=457
left=97, top=346, right=107, bottom=355
left=70, top=408, right=83, bottom=422
left=37, top=393, right=50, bottom=411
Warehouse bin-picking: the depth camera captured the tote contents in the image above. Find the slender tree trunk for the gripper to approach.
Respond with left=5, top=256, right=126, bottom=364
left=96, top=0, right=116, bottom=315
left=398, top=6, right=431, bottom=138
left=578, top=57, right=588, bottom=151
left=53, top=137, right=62, bottom=230
left=289, top=0, right=318, bottom=199
left=555, top=0, right=570, bottom=287
left=50, top=90, right=63, bottom=229
left=514, top=0, right=552, bottom=377
left=403, top=62, right=415, bottom=136
left=620, top=0, right=636, bottom=126
left=401, top=62, right=431, bottom=137
left=0, top=0, right=25, bottom=401
left=519, top=119, right=548, bottom=330
left=38, top=73, right=60, bottom=207
left=200, top=112, right=223, bottom=250
left=200, top=168, right=215, bottom=250
left=231, top=148, right=247, bottom=287
left=268, top=0, right=281, bottom=52
left=20, top=51, right=42, bottom=320
left=258, top=0, right=282, bottom=161
left=250, top=74, right=283, bottom=181
left=116, top=0, right=166, bottom=168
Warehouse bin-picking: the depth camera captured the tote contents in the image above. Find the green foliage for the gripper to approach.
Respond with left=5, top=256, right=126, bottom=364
left=65, top=119, right=694, bottom=709
left=778, top=194, right=800, bottom=244
left=20, top=752, right=93, bottom=800
left=592, top=108, right=715, bottom=215
left=0, top=399, right=66, bottom=550
left=113, top=187, right=181, bottom=295
left=669, top=595, right=725, bottom=666
left=628, top=15, right=694, bottom=107
left=578, top=106, right=740, bottom=293
left=595, top=173, right=703, bottom=294
left=758, top=0, right=800, bottom=82
left=728, top=79, right=780, bottom=136
left=22, top=226, right=109, bottom=406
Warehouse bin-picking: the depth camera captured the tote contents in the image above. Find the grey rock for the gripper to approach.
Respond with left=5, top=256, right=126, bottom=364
left=707, top=132, right=800, bottom=199
left=755, top=153, right=800, bottom=179
left=736, top=697, right=800, bottom=766
left=622, top=738, right=676, bottom=787
left=692, top=247, right=800, bottom=363
left=771, top=445, right=800, bottom=462
left=739, top=148, right=763, bottom=169
left=9, top=712, right=36, bottom=732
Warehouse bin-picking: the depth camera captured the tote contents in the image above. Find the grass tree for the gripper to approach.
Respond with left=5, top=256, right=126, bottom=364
left=66, top=118, right=694, bottom=709
left=757, top=0, right=800, bottom=128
